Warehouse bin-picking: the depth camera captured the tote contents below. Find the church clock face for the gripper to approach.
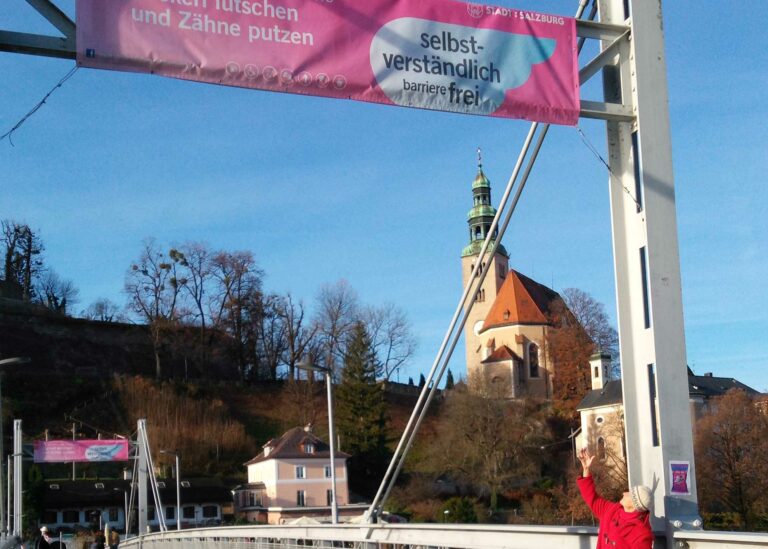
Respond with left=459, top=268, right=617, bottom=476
left=473, top=320, right=484, bottom=336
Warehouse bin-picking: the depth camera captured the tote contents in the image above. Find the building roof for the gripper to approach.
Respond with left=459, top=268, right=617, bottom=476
left=41, top=478, right=233, bottom=508
left=245, top=426, right=350, bottom=466
left=481, top=270, right=561, bottom=332
left=577, top=372, right=760, bottom=411
left=481, top=345, right=522, bottom=364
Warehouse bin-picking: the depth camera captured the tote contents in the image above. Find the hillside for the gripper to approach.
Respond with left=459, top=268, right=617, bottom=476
left=0, top=302, right=438, bottom=481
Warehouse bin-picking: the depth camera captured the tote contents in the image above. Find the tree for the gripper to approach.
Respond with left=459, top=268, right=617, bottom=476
left=695, top=389, right=768, bottom=529
left=562, top=288, right=619, bottom=377
left=35, top=269, right=79, bottom=314
left=545, top=300, right=596, bottom=420
left=418, top=373, right=426, bottom=388
left=335, top=322, right=390, bottom=497
left=174, top=242, right=215, bottom=372
left=427, top=372, right=546, bottom=510
left=124, top=238, right=184, bottom=379
left=278, top=293, right=318, bottom=381
left=314, top=280, right=359, bottom=380
left=210, top=250, right=263, bottom=380
left=81, top=298, right=125, bottom=322
left=445, top=369, right=455, bottom=390
left=361, top=302, right=417, bottom=380
left=1, top=219, right=44, bottom=300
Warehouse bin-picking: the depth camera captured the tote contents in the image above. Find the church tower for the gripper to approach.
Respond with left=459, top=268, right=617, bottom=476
left=461, top=151, right=510, bottom=379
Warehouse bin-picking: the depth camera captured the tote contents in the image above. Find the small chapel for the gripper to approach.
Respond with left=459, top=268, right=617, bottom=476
left=461, top=156, right=564, bottom=400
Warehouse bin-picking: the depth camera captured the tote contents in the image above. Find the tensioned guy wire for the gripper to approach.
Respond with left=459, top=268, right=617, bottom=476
left=1, top=65, right=78, bottom=146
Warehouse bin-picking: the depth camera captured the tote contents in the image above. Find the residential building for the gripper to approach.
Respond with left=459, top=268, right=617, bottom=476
left=38, top=477, right=232, bottom=532
left=577, top=355, right=761, bottom=470
left=234, top=425, right=366, bottom=524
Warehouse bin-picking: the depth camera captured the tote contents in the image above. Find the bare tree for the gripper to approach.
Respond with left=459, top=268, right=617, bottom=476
left=35, top=269, right=80, bottom=314
left=174, top=242, right=215, bottom=371
left=278, top=293, right=318, bottom=381
left=248, top=292, right=287, bottom=380
left=361, top=302, right=417, bottom=380
left=125, top=238, right=184, bottom=379
left=314, top=280, right=359, bottom=380
left=695, top=389, right=768, bottom=529
left=210, top=250, right=263, bottom=380
left=427, top=372, right=546, bottom=510
left=561, top=288, right=619, bottom=375
left=81, top=298, right=125, bottom=322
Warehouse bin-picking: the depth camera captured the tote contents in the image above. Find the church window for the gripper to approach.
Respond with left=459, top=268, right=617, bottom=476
left=528, top=344, right=539, bottom=378
left=594, top=366, right=599, bottom=378
left=597, top=437, right=607, bottom=461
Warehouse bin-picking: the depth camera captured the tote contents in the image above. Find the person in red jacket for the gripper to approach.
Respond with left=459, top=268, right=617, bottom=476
left=577, top=448, right=655, bottom=549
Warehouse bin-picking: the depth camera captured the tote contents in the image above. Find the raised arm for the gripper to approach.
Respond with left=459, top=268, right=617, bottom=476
left=576, top=448, right=610, bottom=517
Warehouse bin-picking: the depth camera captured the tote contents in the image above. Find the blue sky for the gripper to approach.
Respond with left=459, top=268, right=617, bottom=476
left=1, top=1, right=766, bottom=390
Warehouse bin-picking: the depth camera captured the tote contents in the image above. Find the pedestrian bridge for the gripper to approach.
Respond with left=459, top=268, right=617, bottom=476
left=117, top=523, right=768, bottom=549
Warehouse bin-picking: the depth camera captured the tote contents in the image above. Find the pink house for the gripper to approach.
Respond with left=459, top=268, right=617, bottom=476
left=234, top=425, right=366, bottom=524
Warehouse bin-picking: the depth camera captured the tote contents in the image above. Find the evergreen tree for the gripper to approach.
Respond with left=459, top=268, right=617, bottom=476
left=418, top=373, right=426, bottom=388
left=336, top=322, right=390, bottom=497
left=445, top=369, right=455, bottom=390
left=408, top=376, right=414, bottom=386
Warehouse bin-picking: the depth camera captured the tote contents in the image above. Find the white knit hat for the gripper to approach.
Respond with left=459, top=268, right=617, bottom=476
left=630, top=485, right=653, bottom=512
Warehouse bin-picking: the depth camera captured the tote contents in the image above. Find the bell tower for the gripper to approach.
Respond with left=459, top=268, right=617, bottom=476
left=461, top=150, right=509, bottom=378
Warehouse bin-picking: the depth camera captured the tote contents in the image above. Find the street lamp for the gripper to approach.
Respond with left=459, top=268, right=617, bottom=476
left=0, top=357, right=30, bottom=534
left=296, top=360, right=338, bottom=524
left=159, top=450, right=181, bottom=531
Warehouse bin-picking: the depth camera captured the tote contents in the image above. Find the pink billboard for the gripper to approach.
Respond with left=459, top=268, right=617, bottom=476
left=76, top=0, right=579, bottom=125
left=34, top=440, right=130, bottom=463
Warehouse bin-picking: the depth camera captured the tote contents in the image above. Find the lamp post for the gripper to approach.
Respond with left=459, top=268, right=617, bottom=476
left=159, top=450, right=181, bottom=531
left=0, top=357, right=30, bottom=534
left=296, top=360, right=338, bottom=524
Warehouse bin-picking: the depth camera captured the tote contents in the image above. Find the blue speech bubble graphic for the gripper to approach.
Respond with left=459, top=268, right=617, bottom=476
left=370, top=18, right=556, bottom=115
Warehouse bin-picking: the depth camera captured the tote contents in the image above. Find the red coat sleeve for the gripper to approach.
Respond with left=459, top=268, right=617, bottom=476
left=577, top=475, right=611, bottom=519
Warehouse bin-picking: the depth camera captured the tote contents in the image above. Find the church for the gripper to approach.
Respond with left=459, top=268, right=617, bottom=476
left=460, top=158, right=564, bottom=400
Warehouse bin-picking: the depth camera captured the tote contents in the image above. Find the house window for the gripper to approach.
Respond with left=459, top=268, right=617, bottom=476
left=166, top=506, right=175, bottom=520
left=202, top=505, right=218, bottom=518
left=324, top=465, right=332, bottom=478
left=597, top=437, right=607, bottom=461
left=304, top=443, right=315, bottom=454
left=528, top=344, right=539, bottom=378
left=108, top=508, right=119, bottom=522
left=62, top=510, right=79, bottom=523
left=183, top=506, right=195, bottom=519
left=327, top=489, right=333, bottom=506
left=42, top=510, right=58, bottom=523
left=85, top=509, right=101, bottom=524
left=147, top=507, right=156, bottom=521
left=248, top=492, right=256, bottom=507
left=295, top=465, right=306, bottom=479
left=297, top=490, right=306, bottom=507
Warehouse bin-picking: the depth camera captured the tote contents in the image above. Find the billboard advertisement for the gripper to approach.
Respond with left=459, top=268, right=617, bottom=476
left=33, top=440, right=130, bottom=463
left=76, top=0, right=579, bottom=125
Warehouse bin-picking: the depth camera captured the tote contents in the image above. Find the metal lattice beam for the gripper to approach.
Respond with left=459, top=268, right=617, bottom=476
left=0, top=0, right=75, bottom=59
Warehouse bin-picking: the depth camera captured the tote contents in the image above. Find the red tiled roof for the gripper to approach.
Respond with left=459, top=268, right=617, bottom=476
left=245, top=426, right=350, bottom=465
left=481, top=345, right=522, bottom=364
left=481, top=270, right=561, bottom=332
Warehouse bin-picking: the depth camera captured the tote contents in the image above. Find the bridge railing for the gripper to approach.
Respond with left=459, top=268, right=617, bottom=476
left=117, top=524, right=768, bottom=549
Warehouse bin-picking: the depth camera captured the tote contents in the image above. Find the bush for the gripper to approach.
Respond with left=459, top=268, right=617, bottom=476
left=438, top=497, right=478, bottom=523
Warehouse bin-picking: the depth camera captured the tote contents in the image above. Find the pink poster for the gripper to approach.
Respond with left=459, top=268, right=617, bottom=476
left=34, top=440, right=130, bottom=463
left=76, top=0, right=579, bottom=125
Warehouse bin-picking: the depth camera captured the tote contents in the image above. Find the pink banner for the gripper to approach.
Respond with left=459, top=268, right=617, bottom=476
left=76, top=0, right=579, bottom=125
left=34, top=440, right=130, bottom=463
